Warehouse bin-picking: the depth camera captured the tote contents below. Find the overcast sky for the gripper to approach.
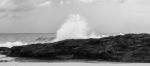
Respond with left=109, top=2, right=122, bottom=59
left=0, top=0, right=150, bottom=34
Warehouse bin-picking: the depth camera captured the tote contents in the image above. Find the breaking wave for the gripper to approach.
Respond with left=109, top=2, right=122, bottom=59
left=0, top=14, right=125, bottom=48
left=0, top=41, right=27, bottom=48
left=52, top=14, right=107, bottom=42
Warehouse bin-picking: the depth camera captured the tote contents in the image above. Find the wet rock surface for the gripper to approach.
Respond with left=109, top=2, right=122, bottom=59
left=2, top=33, right=150, bottom=62
left=0, top=47, right=10, bottom=55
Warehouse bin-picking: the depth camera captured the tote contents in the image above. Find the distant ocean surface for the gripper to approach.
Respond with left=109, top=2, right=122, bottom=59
left=0, top=33, right=55, bottom=44
left=0, top=33, right=121, bottom=44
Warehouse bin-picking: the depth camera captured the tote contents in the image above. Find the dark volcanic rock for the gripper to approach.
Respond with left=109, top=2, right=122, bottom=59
left=0, top=47, right=10, bottom=55
left=5, top=33, right=150, bottom=62
left=122, top=47, right=150, bottom=62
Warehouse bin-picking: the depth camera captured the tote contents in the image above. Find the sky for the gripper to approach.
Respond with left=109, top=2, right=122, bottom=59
left=0, top=0, right=150, bottom=34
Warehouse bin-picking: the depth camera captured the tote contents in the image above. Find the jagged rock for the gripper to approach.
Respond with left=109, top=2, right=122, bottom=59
left=0, top=47, right=10, bottom=55
left=4, top=33, right=150, bottom=62
left=122, top=47, right=150, bottom=62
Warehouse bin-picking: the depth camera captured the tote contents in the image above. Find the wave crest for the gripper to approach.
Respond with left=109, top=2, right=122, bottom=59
left=0, top=41, right=27, bottom=48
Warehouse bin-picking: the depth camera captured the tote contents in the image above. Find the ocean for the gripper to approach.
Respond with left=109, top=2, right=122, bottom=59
left=0, top=33, right=55, bottom=44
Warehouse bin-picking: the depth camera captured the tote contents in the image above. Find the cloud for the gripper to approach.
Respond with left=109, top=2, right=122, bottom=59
left=0, top=0, right=51, bottom=18
left=111, top=0, right=118, bottom=2
left=78, top=0, right=126, bottom=4
left=35, top=1, right=51, bottom=7
left=79, top=0, right=98, bottom=3
left=120, top=0, right=150, bottom=16
left=59, top=0, right=71, bottom=5
left=111, top=0, right=126, bottom=3
left=0, top=0, right=16, bottom=9
left=53, top=0, right=98, bottom=4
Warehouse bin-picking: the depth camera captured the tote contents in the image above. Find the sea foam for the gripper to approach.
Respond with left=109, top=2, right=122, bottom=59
left=52, top=14, right=125, bottom=42
left=0, top=41, right=27, bottom=48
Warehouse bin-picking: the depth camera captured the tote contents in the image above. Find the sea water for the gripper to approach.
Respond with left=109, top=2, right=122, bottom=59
left=0, top=33, right=55, bottom=44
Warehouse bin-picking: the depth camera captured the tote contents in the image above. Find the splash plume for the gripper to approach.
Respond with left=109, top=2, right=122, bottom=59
left=52, top=14, right=101, bottom=42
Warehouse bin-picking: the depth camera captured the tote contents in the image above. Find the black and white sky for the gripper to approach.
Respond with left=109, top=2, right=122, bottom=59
left=0, top=0, right=150, bottom=34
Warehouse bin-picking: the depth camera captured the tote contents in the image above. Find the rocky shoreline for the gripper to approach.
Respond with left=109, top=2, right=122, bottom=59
left=1, top=33, right=150, bottom=62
